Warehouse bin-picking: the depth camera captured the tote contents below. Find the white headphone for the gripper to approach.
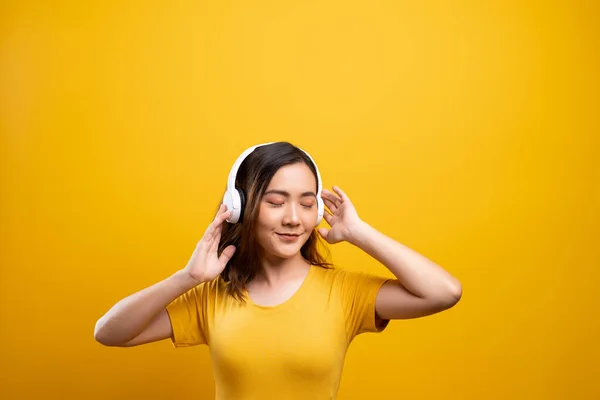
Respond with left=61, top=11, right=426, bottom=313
left=222, top=142, right=324, bottom=225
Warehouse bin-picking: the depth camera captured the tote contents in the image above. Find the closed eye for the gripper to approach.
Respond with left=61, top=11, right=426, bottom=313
left=267, top=202, right=313, bottom=209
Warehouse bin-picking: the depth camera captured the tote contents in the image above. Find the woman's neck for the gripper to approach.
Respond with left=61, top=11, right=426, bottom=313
left=253, top=255, right=310, bottom=289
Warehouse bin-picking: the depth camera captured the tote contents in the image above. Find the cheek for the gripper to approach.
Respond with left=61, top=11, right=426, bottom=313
left=257, top=207, right=279, bottom=227
left=302, top=209, right=318, bottom=225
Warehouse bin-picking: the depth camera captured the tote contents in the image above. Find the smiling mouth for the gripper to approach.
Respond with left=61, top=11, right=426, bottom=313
left=276, top=233, right=302, bottom=240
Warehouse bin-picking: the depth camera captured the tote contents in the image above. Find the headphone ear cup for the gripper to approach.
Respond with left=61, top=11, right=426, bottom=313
left=237, top=189, right=246, bottom=223
left=316, top=197, right=324, bottom=225
left=223, top=190, right=241, bottom=223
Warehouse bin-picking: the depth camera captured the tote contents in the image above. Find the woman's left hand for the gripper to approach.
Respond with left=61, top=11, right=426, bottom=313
left=318, top=186, right=364, bottom=244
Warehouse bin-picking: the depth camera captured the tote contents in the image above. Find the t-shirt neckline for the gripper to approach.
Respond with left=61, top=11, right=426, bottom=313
left=244, top=265, right=315, bottom=311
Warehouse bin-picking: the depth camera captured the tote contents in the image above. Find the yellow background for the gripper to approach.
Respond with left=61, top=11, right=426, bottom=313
left=1, top=1, right=598, bottom=399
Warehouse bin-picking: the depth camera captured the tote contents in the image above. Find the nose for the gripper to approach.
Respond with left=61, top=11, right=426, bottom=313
left=282, top=202, right=301, bottom=226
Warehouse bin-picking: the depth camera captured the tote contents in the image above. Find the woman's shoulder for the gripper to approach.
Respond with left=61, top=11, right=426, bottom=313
left=311, top=264, right=360, bottom=276
left=310, top=264, right=357, bottom=283
left=190, top=274, right=229, bottom=297
left=311, top=264, right=389, bottom=286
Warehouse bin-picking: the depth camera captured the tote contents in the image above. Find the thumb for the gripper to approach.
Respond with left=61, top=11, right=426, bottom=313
left=317, top=228, right=329, bottom=240
left=219, top=245, right=236, bottom=267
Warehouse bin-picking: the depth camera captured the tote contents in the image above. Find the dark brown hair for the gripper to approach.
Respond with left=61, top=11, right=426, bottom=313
left=217, top=142, right=333, bottom=303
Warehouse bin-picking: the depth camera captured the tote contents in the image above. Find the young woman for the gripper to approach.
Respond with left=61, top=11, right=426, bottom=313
left=94, top=141, right=462, bottom=399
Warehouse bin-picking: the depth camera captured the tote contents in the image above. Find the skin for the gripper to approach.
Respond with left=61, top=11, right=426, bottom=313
left=94, top=161, right=462, bottom=348
left=248, top=161, right=463, bottom=321
left=250, top=162, right=319, bottom=288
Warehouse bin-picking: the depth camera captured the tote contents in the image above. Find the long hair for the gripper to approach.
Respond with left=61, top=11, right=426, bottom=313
left=217, top=142, right=333, bottom=303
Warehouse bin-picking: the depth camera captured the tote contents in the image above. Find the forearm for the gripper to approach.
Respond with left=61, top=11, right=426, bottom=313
left=94, top=269, right=200, bottom=345
left=349, top=221, right=462, bottom=301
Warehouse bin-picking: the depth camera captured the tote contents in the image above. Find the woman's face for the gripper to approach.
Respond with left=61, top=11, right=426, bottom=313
left=255, top=162, right=318, bottom=261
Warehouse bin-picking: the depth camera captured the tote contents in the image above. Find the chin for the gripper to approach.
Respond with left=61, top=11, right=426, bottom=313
left=267, top=242, right=305, bottom=260
left=272, top=247, right=302, bottom=259
left=258, top=233, right=309, bottom=260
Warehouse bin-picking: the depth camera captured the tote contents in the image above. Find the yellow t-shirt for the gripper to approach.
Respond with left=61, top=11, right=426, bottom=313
left=166, top=265, right=391, bottom=400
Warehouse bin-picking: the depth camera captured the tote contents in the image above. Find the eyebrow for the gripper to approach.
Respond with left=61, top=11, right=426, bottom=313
left=264, top=189, right=316, bottom=198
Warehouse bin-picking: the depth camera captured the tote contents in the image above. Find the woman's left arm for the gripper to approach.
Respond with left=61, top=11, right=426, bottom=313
left=350, top=220, right=462, bottom=319
left=319, top=186, right=462, bottom=320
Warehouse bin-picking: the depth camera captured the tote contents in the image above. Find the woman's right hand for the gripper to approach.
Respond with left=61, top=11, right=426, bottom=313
left=182, top=204, right=237, bottom=284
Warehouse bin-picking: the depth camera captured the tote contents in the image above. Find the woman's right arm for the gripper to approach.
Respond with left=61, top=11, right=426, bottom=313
left=94, top=204, right=236, bottom=347
left=94, top=270, right=200, bottom=347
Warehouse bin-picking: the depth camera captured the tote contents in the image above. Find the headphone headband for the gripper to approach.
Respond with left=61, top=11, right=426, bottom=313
left=226, top=142, right=274, bottom=191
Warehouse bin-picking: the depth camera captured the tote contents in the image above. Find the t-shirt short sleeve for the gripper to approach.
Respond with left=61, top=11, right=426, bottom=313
left=336, top=268, right=392, bottom=342
left=165, top=283, right=208, bottom=347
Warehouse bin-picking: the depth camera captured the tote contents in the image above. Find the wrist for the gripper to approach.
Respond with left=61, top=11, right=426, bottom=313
left=171, top=269, right=205, bottom=291
left=347, top=220, right=372, bottom=247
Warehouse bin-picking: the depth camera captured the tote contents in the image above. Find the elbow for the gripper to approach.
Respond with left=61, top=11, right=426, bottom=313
left=94, top=320, right=109, bottom=346
left=444, top=279, right=462, bottom=308
left=431, top=279, right=462, bottom=311
left=94, top=319, right=120, bottom=347
left=94, top=332, right=121, bottom=347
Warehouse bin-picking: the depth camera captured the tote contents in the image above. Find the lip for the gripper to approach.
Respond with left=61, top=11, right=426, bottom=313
left=276, top=233, right=301, bottom=242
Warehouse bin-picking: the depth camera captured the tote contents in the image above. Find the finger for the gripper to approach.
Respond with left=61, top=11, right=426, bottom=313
left=205, top=207, right=231, bottom=239
left=211, top=209, right=231, bottom=237
left=321, top=189, right=341, bottom=207
left=214, top=203, right=226, bottom=218
left=219, top=245, right=237, bottom=268
left=216, top=207, right=232, bottom=224
left=209, top=228, right=222, bottom=252
left=332, top=186, right=349, bottom=202
left=323, top=211, right=334, bottom=226
left=208, top=226, right=227, bottom=253
left=205, top=205, right=225, bottom=234
left=317, top=227, right=329, bottom=240
left=322, top=196, right=338, bottom=213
